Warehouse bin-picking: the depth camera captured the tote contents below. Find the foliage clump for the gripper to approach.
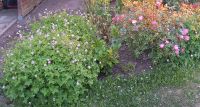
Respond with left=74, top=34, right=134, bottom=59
left=113, top=0, right=200, bottom=65
left=1, top=12, right=118, bottom=106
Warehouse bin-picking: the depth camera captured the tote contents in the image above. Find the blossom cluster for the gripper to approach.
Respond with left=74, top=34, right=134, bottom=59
left=112, top=0, right=200, bottom=57
left=159, top=28, right=190, bottom=56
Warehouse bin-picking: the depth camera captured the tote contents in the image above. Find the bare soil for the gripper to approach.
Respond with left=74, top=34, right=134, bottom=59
left=112, top=43, right=152, bottom=75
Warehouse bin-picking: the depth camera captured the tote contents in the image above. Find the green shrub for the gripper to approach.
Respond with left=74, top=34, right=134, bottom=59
left=152, top=15, right=200, bottom=66
left=126, top=30, right=160, bottom=58
left=1, top=12, right=118, bottom=106
left=84, top=0, right=113, bottom=43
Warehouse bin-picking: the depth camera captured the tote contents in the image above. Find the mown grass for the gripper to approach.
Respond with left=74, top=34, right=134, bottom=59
left=78, top=63, right=200, bottom=107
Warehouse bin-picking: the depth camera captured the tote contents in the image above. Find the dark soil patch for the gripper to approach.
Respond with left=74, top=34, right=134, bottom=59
left=112, top=42, right=152, bottom=75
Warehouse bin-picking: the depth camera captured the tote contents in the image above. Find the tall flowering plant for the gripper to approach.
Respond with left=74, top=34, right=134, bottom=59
left=112, top=0, right=200, bottom=65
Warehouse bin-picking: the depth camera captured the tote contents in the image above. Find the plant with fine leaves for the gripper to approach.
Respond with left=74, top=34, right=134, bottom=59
left=1, top=12, right=118, bottom=106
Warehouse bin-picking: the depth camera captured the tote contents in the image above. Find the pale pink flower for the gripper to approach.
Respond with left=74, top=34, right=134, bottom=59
left=165, top=40, right=170, bottom=44
left=181, top=28, right=189, bottom=35
left=132, top=20, right=137, bottom=24
left=173, top=45, right=180, bottom=56
left=175, top=50, right=179, bottom=56
left=181, top=48, right=185, bottom=53
left=112, top=17, right=116, bottom=22
left=151, top=21, right=158, bottom=30
left=184, top=35, right=190, bottom=41
left=138, top=16, right=144, bottom=21
left=151, top=21, right=158, bottom=25
left=173, top=45, right=179, bottom=51
left=47, top=59, right=51, bottom=64
left=120, top=14, right=125, bottom=19
left=156, top=2, right=162, bottom=8
left=160, top=43, right=165, bottom=49
left=179, top=35, right=184, bottom=39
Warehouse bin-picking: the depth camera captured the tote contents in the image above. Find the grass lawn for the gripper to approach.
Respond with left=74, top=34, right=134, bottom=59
left=79, top=63, right=200, bottom=107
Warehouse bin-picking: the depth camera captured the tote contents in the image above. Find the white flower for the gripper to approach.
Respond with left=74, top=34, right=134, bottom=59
left=29, top=36, right=34, bottom=41
left=71, top=60, right=76, bottom=63
left=77, top=44, right=80, bottom=47
left=45, top=34, right=49, bottom=38
left=31, top=60, right=35, bottom=65
left=76, top=81, right=80, bottom=85
left=22, top=65, right=25, bottom=69
left=2, top=86, right=5, bottom=89
left=31, top=52, right=34, bottom=55
left=167, top=59, right=169, bottom=62
left=12, top=76, right=16, bottom=80
left=85, top=42, right=88, bottom=44
left=47, top=59, right=51, bottom=64
left=88, top=66, right=91, bottom=69
left=69, top=42, right=73, bottom=45
left=51, top=40, right=57, bottom=46
left=85, top=49, right=88, bottom=52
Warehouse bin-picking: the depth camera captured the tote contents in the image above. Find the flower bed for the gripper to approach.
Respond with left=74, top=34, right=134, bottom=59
left=1, top=0, right=200, bottom=106
left=112, top=0, right=200, bottom=65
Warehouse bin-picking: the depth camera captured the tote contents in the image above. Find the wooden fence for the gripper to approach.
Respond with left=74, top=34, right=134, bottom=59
left=18, top=0, right=43, bottom=17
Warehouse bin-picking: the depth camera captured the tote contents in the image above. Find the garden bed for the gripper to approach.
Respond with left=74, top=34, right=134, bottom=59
left=1, top=0, right=200, bottom=106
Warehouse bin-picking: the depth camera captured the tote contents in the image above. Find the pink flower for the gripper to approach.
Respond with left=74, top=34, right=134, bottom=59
left=175, top=50, right=179, bottom=56
left=151, top=21, right=158, bottom=30
left=120, top=14, right=125, bottom=20
left=173, top=45, right=180, bottom=56
left=160, top=43, right=165, bottom=49
left=121, top=14, right=125, bottom=18
left=181, top=48, right=185, bottom=53
left=138, top=16, right=144, bottom=21
left=179, top=35, right=184, bottom=39
left=184, top=35, right=190, bottom=41
left=112, top=17, right=116, bottom=22
left=181, top=28, right=189, bottom=35
left=151, top=21, right=158, bottom=25
left=165, top=40, right=170, bottom=44
left=132, top=20, right=137, bottom=24
left=130, top=8, right=136, bottom=12
left=128, top=18, right=132, bottom=23
left=47, top=59, right=51, bottom=64
left=173, top=45, right=179, bottom=51
left=156, top=1, right=162, bottom=8
left=192, top=4, right=198, bottom=9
